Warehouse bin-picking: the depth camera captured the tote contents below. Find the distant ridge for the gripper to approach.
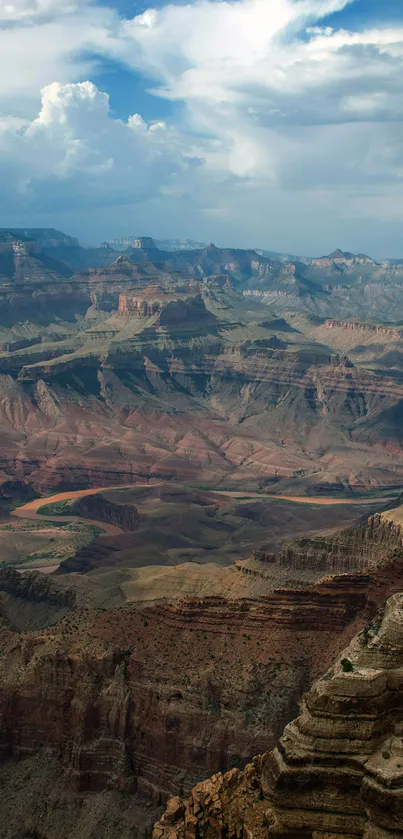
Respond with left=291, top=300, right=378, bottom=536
left=105, top=236, right=208, bottom=252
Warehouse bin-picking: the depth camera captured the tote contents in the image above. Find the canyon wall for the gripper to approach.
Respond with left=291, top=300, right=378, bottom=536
left=2, top=505, right=403, bottom=808
left=272, top=511, right=403, bottom=574
left=154, top=591, right=403, bottom=839
left=263, top=591, right=403, bottom=837
left=72, top=494, right=140, bottom=531
left=0, top=570, right=381, bottom=806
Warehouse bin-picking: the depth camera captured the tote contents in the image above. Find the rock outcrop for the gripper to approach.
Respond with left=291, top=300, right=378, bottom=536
left=324, top=319, right=403, bottom=339
left=153, top=759, right=269, bottom=839
left=118, top=287, right=218, bottom=333
left=264, top=592, right=403, bottom=837
left=0, top=567, right=76, bottom=632
left=154, top=591, right=403, bottom=839
left=237, top=506, right=403, bottom=579
left=0, top=567, right=75, bottom=608
left=0, top=572, right=378, bottom=805
left=73, top=493, right=140, bottom=531
left=3, top=545, right=403, bottom=808
left=312, top=249, right=376, bottom=269
left=274, top=511, right=403, bottom=574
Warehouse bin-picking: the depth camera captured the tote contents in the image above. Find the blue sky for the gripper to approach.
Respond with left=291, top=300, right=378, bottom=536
left=325, top=0, right=403, bottom=27
left=1, top=0, right=403, bottom=257
left=87, top=56, right=176, bottom=121
left=95, top=0, right=403, bottom=122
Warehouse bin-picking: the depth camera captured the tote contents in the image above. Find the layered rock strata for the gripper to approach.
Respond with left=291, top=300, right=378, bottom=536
left=0, top=567, right=76, bottom=608
left=0, top=571, right=379, bottom=805
left=273, top=512, right=403, bottom=574
left=264, top=592, right=403, bottom=837
left=155, top=593, right=403, bottom=839
left=239, top=508, right=403, bottom=580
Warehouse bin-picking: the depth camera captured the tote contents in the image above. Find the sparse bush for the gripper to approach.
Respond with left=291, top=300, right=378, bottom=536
left=341, top=658, right=353, bottom=673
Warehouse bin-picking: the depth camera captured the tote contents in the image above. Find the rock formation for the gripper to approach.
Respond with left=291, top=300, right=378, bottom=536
left=2, top=230, right=403, bottom=492
left=153, top=760, right=268, bottom=839
left=132, top=238, right=158, bottom=250
left=272, top=510, right=403, bottom=574
left=312, top=248, right=376, bottom=268
left=264, top=592, right=403, bottom=837
left=0, top=567, right=76, bottom=632
left=0, top=567, right=75, bottom=608
left=154, top=591, right=403, bottom=839
left=73, top=493, right=140, bottom=531
left=0, top=572, right=378, bottom=806
left=3, top=531, right=403, bottom=811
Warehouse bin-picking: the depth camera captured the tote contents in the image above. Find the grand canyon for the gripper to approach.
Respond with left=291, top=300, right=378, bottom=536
left=3, top=228, right=403, bottom=838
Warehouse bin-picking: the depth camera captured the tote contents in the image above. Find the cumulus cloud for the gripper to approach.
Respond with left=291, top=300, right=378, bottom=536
left=0, top=0, right=113, bottom=114
left=0, top=81, right=189, bottom=212
left=1, top=0, right=403, bottom=253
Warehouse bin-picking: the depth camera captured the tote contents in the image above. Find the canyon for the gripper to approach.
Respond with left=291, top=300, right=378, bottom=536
left=1, top=496, right=403, bottom=838
left=2, top=228, right=403, bottom=837
left=2, top=230, right=403, bottom=494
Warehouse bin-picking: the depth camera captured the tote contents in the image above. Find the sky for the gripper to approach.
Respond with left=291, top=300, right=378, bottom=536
left=1, top=0, right=403, bottom=256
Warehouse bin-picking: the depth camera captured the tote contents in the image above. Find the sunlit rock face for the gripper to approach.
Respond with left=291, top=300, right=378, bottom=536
left=264, top=592, right=403, bottom=838
left=154, top=593, right=403, bottom=839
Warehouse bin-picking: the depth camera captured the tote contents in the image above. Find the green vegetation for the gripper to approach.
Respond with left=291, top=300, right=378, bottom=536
left=37, top=499, right=74, bottom=516
left=0, top=522, right=102, bottom=570
left=341, top=658, right=354, bottom=673
left=6, top=498, right=37, bottom=512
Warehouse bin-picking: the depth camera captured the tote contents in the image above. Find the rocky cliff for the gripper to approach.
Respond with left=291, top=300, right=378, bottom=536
left=324, top=319, right=403, bottom=339
left=2, top=547, right=403, bottom=811
left=1, top=503, right=403, bottom=835
left=262, top=591, right=403, bottom=837
left=0, top=567, right=76, bottom=632
left=274, top=510, right=403, bottom=574
left=0, top=572, right=378, bottom=808
left=117, top=287, right=217, bottom=332
left=235, top=505, right=403, bottom=581
left=311, top=248, right=376, bottom=269
left=154, top=590, right=403, bottom=839
left=73, top=493, right=140, bottom=531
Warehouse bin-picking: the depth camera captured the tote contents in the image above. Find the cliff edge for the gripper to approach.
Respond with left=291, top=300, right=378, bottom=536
left=155, top=591, right=403, bottom=839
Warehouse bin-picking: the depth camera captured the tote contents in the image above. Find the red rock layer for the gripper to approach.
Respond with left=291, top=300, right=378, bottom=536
left=2, top=555, right=403, bottom=805
left=154, top=591, right=403, bottom=839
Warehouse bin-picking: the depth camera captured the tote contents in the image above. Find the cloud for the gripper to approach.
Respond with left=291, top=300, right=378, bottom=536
left=0, top=81, right=189, bottom=212
left=115, top=0, right=403, bottom=177
left=1, top=0, right=403, bottom=254
left=99, top=0, right=403, bottom=251
left=0, top=0, right=114, bottom=115
left=0, top=0, right=80, bottom=22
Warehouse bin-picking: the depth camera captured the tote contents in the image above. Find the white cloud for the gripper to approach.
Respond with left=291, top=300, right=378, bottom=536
left=1, top=0, right=403, bottom=254
left=0, top=81, right=188, bottom=211
left=117, top=1, right=403, bottom=127
left=0, top=0, right=89, bottom=22
left=104, top=0, right=403, bottom=219
left=0, top=0, right=114, bottom=115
